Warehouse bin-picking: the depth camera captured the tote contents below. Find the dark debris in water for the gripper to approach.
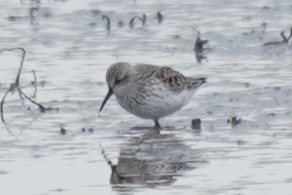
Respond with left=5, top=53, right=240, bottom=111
left=81, top=127, right=95, bottom=133
left=129, top=14, right=146, bottom=29
left=263, top=27, right=292, bottom=46
left=0, top=48, right=56, bottom=125
left=237, top=140, right=246, bottom=145
left=191, top=118, right=201, bottom=134
left=60, top=127, right=66, bottom=135
left=227, top=117, right=242, bottom=128
left=193, top=32, right=209, bottom=64
left=267, top=113, right=276, bottom=117
left=156, top=11, right=163, bottom=24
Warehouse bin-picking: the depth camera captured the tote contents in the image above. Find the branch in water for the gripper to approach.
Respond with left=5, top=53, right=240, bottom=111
left=29, top=7, right=39, bottom=25
left=156, top=12, right=163, bottom=24
left=102, top=14, right=111, bottom=35
left=0, top=47, right=26, bottom=86
left=129, top=14, right=146, bottom=28
left=0, top=47, right=54, bottom=124
left=0, top=85, right=14, bottom=123
left=99, top=143, right=114, bottom=168
left=193, top=34, right=209, bottom=63
left=31, top=70, right=37, bottom=98
left=263, top=27, right=292, bottom=46
left=17, top=87, right=52, bottom=113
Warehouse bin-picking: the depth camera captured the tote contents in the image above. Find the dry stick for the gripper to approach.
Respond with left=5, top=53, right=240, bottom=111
left=285, top=27, right=292, bottom=43
left=263, top=32, right=285, bottom=46
left=29, top=7, right=38, bottom=25
left=99, top=143, right=114, bottom=168
left=0, top=85, right=13, bottom=123
left=156, top=11, right=163, bottom=24
left=99, top=143, right=122, bottom=180
left=0, top=47, right=26, bottom=123
left=17, top=87, right=52, bottom=113
left=194, top=35, right=208, bottom=63
left=129, top=16, right=144, bottom=28
left=142, top=14, right=146, bottom=26
left=31, top=70, right=37, bottom=98
left=0, top=47, right=26, bottom=86
left=263, top=27, right=292, bottom=46
left=0, top=47, right=52, bottom=124
left=102, top=14, right=111, bottom=35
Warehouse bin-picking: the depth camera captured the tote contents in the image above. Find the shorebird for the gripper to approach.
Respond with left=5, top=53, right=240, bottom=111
left=99, top=62, right=206, bottom=129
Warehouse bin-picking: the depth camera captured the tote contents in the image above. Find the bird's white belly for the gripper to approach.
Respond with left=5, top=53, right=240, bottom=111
left=116, top=85, right=197, bottom=120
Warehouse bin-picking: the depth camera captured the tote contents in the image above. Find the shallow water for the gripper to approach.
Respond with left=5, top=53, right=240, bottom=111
left=0, top=0, right=292, bottom=194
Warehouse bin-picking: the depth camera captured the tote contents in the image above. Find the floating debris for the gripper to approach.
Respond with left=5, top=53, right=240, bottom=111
left=117, top=20, right=124, bottom=28
left=60, top=127, right=66, bottom=135
left=102, top=14, right=111, bottom=35
left=0, top=48, right=56, bottom=124
left=81, top=128, right=94, bottom=133
left=90, top=9, right=101, bottom=16
left=227, top=117, right=242, bottom=128
left=191, top=118, right=201, bottom=130
left=30, top=70, right=37, bottom=98
left=88, top=128, right=94, bottom=133
left=29, top=7, right=39, bottom=25
left=193, top=33, right=209, bottom=63
left=244, top=22, right=267, bottom=36
left=237, top=140, right=246, bottom=145
left=156, top=11, right=163, bottom=24
left=129, top=14, right=146, bottom=28
left=263, top=27, right=292, bottom=46
left=262, top=6, right=270, bottom=10
left=191, top=118, right=201, bottom=134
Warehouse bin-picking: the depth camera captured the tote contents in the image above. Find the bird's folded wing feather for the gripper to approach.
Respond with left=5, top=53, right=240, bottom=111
left=134, top=64, right=206, bottom=93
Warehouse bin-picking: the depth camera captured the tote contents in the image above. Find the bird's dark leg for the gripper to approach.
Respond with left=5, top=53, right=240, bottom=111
left=154, top=120, right=161, bottom=129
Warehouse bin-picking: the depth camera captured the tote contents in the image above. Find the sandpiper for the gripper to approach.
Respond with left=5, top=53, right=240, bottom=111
left=99, top=62, right=206, bottom=129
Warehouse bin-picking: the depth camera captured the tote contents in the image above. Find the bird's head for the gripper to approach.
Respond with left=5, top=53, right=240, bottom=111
left=99, top=62, right=131, bottom=112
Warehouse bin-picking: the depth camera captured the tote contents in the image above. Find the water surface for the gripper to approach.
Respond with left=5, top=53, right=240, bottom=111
left=0, top=0, right=292, bottom=194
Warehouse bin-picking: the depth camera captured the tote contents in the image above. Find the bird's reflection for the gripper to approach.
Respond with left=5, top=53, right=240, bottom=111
left=103, top=131, right=207, bottom=190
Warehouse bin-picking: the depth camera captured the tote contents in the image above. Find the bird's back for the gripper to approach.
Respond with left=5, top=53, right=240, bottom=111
left=133, top=64, right=206, bottom=93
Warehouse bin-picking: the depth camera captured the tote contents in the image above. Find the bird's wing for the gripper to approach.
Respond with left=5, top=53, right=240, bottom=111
left=153, top=66, right=187, bottom=92
left=133, top=64, right=187, bottom=93
left=133, top=64, right=206, bottom=93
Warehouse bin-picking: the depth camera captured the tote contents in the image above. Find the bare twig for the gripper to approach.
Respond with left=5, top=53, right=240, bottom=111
left=29, top=7, right=39, bottom=25
left=156, top=11, right=163, bottom=24
left=17, top=87, right=50, bottom=113
left=102, top=14, right=111, bottom=35
left=142, top=14, right=146, bottom=26
left=193, top=34, right=209, bottom=63
left=99, top=143, right=114, bottom=168
left=0, top=48, right=26, bottom=85
left=0, top=47, right=53, bottom=124
left=227, top=117, right=242, bottom=128
left=261, top=22, right=268, bottom=33
left=99, top=143, right=123, bottom=182
left=0, top=85, right=14, bottom=123
left=31, top=70, right=37, bottom=98
left=129, top=14, right=146, bottom=28
left=263, top=27, right=292, bottom=46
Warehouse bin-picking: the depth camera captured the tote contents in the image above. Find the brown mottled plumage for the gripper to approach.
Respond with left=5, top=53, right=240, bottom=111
left=100, top=62, right=206, bottom=130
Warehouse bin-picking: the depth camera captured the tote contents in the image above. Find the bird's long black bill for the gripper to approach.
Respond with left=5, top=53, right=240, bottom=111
left=99, top=88, right=113, bottom=112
